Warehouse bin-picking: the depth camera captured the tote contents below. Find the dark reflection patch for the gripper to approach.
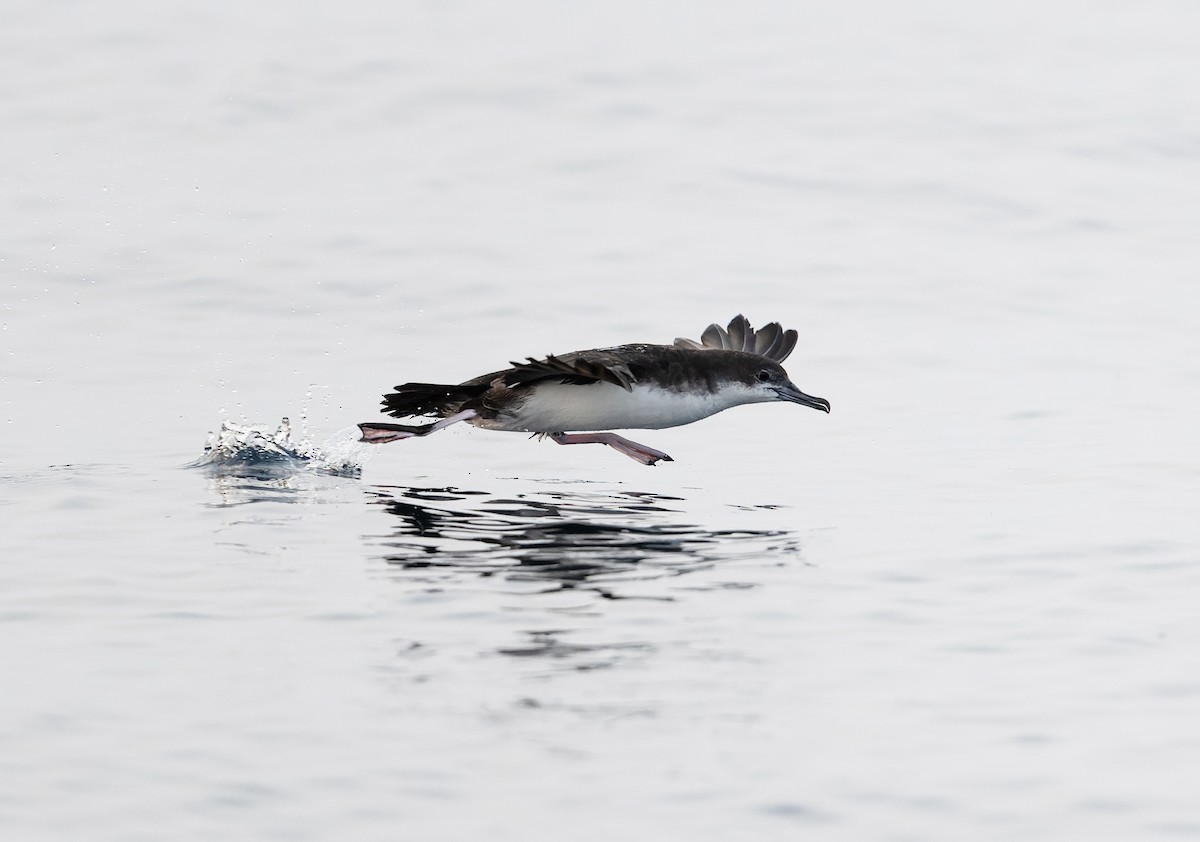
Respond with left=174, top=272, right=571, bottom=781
left=367, top=484, right=798, bottom=596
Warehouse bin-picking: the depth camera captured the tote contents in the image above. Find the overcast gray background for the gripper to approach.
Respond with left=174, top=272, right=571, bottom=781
left=3, top=2, right=1199, bottom=840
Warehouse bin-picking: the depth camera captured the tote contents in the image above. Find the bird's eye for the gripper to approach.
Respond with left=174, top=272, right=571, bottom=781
left=756, top=370, right=772, bottom=383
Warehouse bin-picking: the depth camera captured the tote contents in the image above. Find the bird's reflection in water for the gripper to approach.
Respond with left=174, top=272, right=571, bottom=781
left=368, top=484, right=798, bottom=599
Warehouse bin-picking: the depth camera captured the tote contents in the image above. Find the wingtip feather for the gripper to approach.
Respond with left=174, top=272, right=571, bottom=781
left=687, top=315, right=799, bottom=362
left=775, top=329, right=798, bottom=363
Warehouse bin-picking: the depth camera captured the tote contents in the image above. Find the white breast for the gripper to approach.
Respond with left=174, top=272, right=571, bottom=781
left=479, top=382, right=759, bottom=433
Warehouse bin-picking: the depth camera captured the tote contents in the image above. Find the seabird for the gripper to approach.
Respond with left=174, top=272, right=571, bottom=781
left=358, top=314, right=830, bottom=465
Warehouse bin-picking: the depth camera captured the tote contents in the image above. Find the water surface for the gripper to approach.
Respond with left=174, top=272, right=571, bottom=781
left=4, top=2, right=1200, bottom=840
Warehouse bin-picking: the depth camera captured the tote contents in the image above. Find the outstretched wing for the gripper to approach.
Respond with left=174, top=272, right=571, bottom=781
left=504, top=352, right=637, bottom=392
left=673, top=314, right=798, bottom=363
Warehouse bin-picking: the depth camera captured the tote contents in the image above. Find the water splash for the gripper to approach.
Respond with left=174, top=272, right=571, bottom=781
left=190, top=417, right=364, bottom=478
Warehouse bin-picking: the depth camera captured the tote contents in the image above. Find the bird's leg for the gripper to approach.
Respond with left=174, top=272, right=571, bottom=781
left=426, top=409, right=477, bottom=433
left=548, top=432, right=674, bottom=466
left=358, top=409, right=476, bottom=444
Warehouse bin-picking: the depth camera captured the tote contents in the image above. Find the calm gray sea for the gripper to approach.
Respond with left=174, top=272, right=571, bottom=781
left=4, top=2, right=1200, bottom=840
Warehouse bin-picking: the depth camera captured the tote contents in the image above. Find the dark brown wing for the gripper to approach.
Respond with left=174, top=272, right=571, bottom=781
left=673, top=314, right=798, bottom=363
left=504, top=352, right=637, bottom=392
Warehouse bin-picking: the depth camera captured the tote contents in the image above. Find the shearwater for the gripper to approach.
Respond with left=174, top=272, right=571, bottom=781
left=358, top=315, right=830, bottom=465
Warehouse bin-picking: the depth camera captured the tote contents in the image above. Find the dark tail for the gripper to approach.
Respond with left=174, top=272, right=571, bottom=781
left=380, top=382, right=488, bottom=418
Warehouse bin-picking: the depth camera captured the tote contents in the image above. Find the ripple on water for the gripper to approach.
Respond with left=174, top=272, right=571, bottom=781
left=184, top=432, right=806, bottom=674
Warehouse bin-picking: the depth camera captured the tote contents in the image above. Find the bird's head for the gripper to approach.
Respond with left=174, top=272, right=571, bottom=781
left=729, top=357, right=831, bottom=413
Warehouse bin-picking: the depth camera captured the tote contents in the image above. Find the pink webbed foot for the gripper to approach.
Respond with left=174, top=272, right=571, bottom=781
left=358, top=423, right=419, bottom=444
left=358, top=409, right=477, bottom=444
left=548, top=431, right=674, bottom=466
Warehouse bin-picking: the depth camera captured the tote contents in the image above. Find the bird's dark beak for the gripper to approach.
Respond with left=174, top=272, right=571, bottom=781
left=774, top=382, right=831, bottom=413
